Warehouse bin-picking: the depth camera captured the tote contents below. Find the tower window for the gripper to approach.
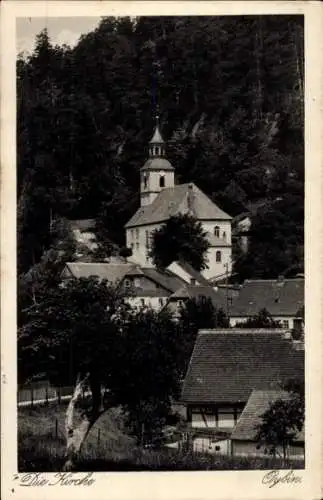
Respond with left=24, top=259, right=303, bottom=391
left=159, top=175, right=165, bottom=188
left=214, top=226, right=220, bottom=237
left=216, top=251, right=222, bottom=262
left=143, top=174, right=148, bottom=189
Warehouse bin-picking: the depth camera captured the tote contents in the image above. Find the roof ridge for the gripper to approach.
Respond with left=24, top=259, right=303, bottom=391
left=67, top=262, right=134, bottom=267
left=197, top=329, right=288, bottom=334
left=244, top=278, right=304, bottom=282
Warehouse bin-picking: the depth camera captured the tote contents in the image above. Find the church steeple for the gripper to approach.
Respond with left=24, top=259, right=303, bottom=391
left=148, top=115, right=165, bottom=158
left=140, top=116, right=175, bottom=207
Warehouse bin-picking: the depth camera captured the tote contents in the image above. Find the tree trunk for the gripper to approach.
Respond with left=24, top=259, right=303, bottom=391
left=63, top=372, right=104, bottom=471
left=63, top=372, right=91, bottom=471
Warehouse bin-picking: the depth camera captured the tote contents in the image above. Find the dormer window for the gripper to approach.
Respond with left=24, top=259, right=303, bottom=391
left=159, top=175, right=165, bottom=188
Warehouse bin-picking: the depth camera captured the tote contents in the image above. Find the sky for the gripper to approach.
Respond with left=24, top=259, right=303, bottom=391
left=16, top=17, right=102, bottom=56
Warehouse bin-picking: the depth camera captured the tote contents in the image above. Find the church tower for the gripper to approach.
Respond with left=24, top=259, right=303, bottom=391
left=140, top=117, right=175, bottom=207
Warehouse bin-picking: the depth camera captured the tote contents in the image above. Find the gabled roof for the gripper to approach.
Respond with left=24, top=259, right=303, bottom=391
left=231, top=389, right=304, bottom=442
left=62, top=262, right=138, bottom=285
left=181, top=330, right=304, bottom=404
left=125, top=183, right=232, bottom=228
left=168, top=284, right=228, bottom=311
left=229, top=279, right=304, bottom=318
left=131, top=288, right=170, bottom=298
left=139, top=267, right=185, bottom=293
left=174, top=260, right=211, bottom=286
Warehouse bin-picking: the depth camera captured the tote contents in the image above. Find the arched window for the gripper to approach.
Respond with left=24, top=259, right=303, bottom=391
left=216, top=251, right=221, bottom=262
left=159, top=175, right=165, bottom=188
left=214, top=226, right=220, bottom=237
left=222, top=231, right=226, bottom=240
left=143, top=174, right=148, bottom=189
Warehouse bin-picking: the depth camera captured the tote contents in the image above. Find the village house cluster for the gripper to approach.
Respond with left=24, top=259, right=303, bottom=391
left=61, top=122, right=305, bottom=459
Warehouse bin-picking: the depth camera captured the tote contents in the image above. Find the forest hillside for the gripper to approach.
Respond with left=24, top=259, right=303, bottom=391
left=17, top=16, right=304, bottom=280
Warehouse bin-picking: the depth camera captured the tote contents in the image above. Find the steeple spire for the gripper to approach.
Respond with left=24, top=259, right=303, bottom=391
left=149, top=111, right=165, bottom=157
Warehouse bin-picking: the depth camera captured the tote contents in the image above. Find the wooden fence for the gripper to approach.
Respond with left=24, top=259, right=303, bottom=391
left=18, top=383, right=74, bottom=407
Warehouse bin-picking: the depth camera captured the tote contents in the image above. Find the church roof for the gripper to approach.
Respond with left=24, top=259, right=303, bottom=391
left=125, top=183, right=232, bottom=228
left=141, top=157, right=174, bottom=172
left=149, top=124, right=164, bottom=144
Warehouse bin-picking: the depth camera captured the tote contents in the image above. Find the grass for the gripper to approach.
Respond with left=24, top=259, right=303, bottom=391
left=18, top=403, right=305, bottom=472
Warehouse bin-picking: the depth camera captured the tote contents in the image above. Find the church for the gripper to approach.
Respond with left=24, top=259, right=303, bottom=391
left=125, top=120, right=232, bottom=280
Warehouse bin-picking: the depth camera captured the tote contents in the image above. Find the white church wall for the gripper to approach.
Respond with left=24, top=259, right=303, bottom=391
left=203, top=246, right=232, bottom=280
left=126, top=223, right=161, bottom=267
left=201, top=220, right=232, bottom=244
left=140, top=170, right=174, bottom=206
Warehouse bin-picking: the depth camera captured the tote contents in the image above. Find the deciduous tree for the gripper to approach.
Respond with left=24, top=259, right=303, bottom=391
left=149, top=214, right=210, bottom=271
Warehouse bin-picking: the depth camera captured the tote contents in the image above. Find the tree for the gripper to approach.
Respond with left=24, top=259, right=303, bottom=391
left=18, top=277, right=184, bottom=467
left=149, top=214, right=210, bottom=271
left=116, top=309, right=182, bottom=444
left=256, top=381, right=304, bottom=462
left=177, top=296, right=229, bottom=378
left=235, top=308, right=281, bottom=328
left=18, top=276, right=131, bottom=469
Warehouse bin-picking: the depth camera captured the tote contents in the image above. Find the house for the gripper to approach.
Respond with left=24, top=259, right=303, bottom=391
left=231, top=389, right=304, bottom=459
left=181, top=329, right=304, bottom=455
left=124, top=119, right=232, bottom=279
left=165, top=284, right=229, bottom=318
left=61, top=261, right=185, bottom=312
left=118, top=266, right=185, bottom=311
left=61, top=261, right=136, bottom=285
left=228, top=278, right=304, bottom=330
left=166, top=260, right=211, bottom=286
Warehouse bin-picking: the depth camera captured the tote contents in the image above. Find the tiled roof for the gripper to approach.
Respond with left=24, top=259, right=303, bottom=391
left=125, top=183, right=232, bottom=228
left=229, top=279, right=304, bottom=318
left=231, top=389, right=304, bottom=442
left=169, top=285, right=228, bottom=311
left=175, top=260, right=211, bottom=286
left=181, top=330, right=304, bottom=404
left=63, top=262, right=138, bottom=284
left=131, top=288, right=170, bottom=298
left=140, top=267, right=185, bottom=293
